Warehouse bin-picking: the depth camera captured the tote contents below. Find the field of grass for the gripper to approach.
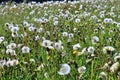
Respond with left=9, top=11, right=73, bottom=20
left=0, top=0, right=120, bottom=80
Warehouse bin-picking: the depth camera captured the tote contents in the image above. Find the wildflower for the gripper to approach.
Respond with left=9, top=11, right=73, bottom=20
left=11, top=26, right=19, bottom=32
left=99, top=72, right=107, bottom=79
left=73, top=28, right=77, bottom=32
left=0, top=60, right=6, bottom=67
left=54, top=41, right=63, bottom=50
left=7, top=43, right=17, bottom=49
left=75, top=18, right=80, bottom=23
left=0, top=36, right=4, bottom=44
left=117, top=23, right=120, bottom=27
left=100, top=14, right=105, bottom=18
left=114, top=56, right=120, bottom=62
left=73, top=50, right=79, bottom=55
left=58, top=63, right=71, bottom=75
left=46, top=31, right=50, bottom=36
left=103, top=63, right=109, bottom=69
left=78, top=66, right=86, bottom=74
left=37, top=27, right=43, bottom=33
left=28, top=26, right=36, bottom=31
left=60, top=51, right=66, bottom=57
left=81, top=47, right=88, bottom=54
left=20, top=32, right=27, bottom=38
left=87, top=46, right=95, bottom=53
left=91, top=36, right=99, bottom=44
left=34, top=35, right=40, bottom=41
left=41, top=40, right=52, bottom=48
left=6, top=49, right=16, bottom=56
left=104, top=18, right=113, bottom=24
left=62, top=32, right=68, bottom=37
left=68, top=33, right=74, bottom=38
left=103, top=46, right=115, bottom=54
left=6, top=59, right=19, bottom=67
left=110, top=62, right=119, bottom=73
left=12, top=32, right=19, bottom=37
left=73, top=43, right=81, bottom=50
left=12, top=59, right=19, bottom=65
left=21, top=46, right=30, bottom=53
left=48, top=46, right=54, bottom=50
left=53, top=20, right=58, bottom=26
left=23, top=21, right=30, bottom=27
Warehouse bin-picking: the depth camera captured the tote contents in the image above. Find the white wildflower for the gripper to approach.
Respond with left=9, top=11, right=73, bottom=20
left=99, top=72, right=107, bottom=79
left=104, top=18, right=113, bottom=24
left=73, top=43, right=81, bottom=50
left=53, top=21, right=58, bottom=26
left=114, top=56, right=120, bottom=62
left=103, top=46, right=115, bottom=54
left=58, top=63, right=71, bottom=75
left=78, top=66, right=86, bottom=74
left=7, top=43, right=17, bottom=49
left=62, top=32, right=68, bottom=37
left=21, top=46, right=30, bottom=53
left=68, top=33, right=74, bottom=38
left=41, top=40, right=52, bottom=48
left=75, top=18, right=80, bottom=23
left=91, top=36, right=99, bottom=44
left=87, top=46, right=95, bottom=53
left=0, top=36, right=4, bottom=44
left=110, top=62, right=119, bottom=73
left=54, top=42, right=62, bottom=50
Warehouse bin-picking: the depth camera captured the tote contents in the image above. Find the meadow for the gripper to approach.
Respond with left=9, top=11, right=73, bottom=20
left=0, top=0, right=120, bottom=80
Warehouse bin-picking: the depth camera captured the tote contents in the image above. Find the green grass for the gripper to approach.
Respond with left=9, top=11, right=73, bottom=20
left=0, top=0, right=120, bottom=80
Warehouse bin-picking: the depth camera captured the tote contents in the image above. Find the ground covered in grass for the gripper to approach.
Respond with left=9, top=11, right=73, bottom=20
left=0, top=0, right=120, bottom=80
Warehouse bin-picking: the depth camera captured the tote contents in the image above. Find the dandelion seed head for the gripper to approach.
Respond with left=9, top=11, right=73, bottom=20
left=21, top=46, right=30, bottom=53
left=58, top=63, right=70, bottom=75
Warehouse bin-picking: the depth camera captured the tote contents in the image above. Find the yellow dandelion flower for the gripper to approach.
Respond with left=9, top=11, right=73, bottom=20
left=73, top=50, right=79, bottom=54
